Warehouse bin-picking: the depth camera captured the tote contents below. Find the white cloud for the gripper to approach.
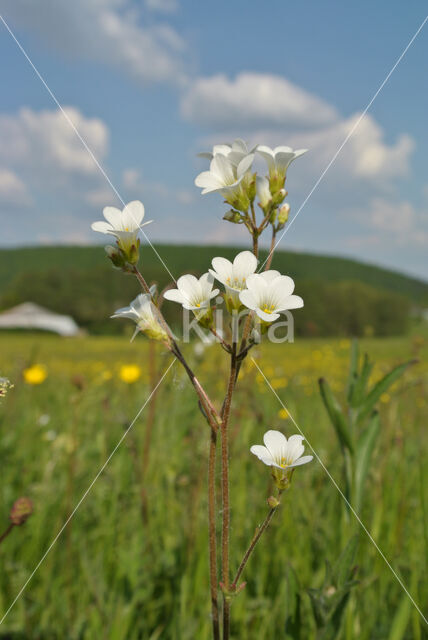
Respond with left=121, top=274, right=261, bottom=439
left=0, top=169, right=31, bottom=206
left=0, top=107, right=108, bottom=177
left=181, top=72, right=338, bottom=129
left=0, top=106, right=114, bottom=245
left=2, top=0, right=187, bottom=85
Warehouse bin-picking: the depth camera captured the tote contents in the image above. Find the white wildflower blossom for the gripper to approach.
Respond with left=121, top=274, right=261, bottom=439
left=239, top=271, right=303, bottom=322
left=251, top=430, right=313, bottom=489
left=111, top=293, right=168, bottom=343
left=91, top=200, right=152, bottom=260
left=257, top=145, right=307, bottom=191
left=164, top=273, right=219, bottom=316
left=210, top=250, right=257, bottom=309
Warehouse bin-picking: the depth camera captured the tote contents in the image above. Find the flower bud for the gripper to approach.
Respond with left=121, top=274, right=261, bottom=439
left=272, top=188, right=287, bottom=206
left=10, top=497, right=33, bottom=526
left=223, top=209, right=244, bottom=224
left=105, top=245, right=126, bottom=269
left=277, top=203, right=290, bottom=228
left=267, top=495, right=280, bottom=508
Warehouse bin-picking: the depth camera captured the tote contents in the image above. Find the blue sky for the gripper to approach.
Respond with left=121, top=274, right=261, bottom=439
left=0, top=0, right=427, bottom=279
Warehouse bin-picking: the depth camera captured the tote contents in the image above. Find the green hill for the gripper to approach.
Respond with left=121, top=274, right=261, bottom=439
left=0, top=243, right=427, bottom=303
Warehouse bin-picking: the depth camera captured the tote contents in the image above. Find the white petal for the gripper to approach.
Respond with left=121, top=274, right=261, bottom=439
left=176, top=274, right=199, bottom=298
left=245, top=274, right=267, bottom=300
left=256, top=146, right=275, bottom=169
left=123, top=201, right=145, bottom=228
left=211, top=154, right=235, bottom=183
left=91, top=220, right=113, bottom=234
left=281, top=295, right=304, bottom=310
left=103, top=206, right=123, bottom=228
left=250, top=445, right=275, bottom=466
left=269, top=275, right=295, bottom=305
left=259, top=270, right=281, bottom=283
left=199, top=272, right=215, bottom=297
left=237, top=153, right=254, bottom=178
left=163, top=289, right=185, bottom=304
left=263, top=430, right=287, bottom=458
left=211, top=257, right=232, bottom=285
left=256, top=309, right=280, bottom=322
left=239, top=289, right=257, bottom=310
left=273, top=145, right=293, bottom=154
left=195, top=171, right=224, bottom=191
left=288, top=455, right=313, bottom=468
left=286, top=434, right=305, bottom=462
left=233, top=251, right=257, bottom=281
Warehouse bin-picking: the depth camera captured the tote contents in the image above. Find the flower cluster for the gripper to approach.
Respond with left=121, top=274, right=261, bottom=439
left=195, top=139, right=307, bottom=243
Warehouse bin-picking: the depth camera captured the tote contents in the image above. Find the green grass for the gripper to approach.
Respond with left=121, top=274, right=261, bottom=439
left=0, top=333, right=427, bottom=638
left=1, top=244, right=427, bottom=303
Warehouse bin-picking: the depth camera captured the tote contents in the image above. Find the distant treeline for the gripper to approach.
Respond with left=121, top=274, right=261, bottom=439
left=0, top=265, right=411, bottom=337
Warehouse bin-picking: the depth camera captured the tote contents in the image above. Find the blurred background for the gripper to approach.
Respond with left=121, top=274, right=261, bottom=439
left=0, top=1, right=427, bottom=638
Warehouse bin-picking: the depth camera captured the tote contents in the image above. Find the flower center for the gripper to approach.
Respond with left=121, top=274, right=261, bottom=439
left=262, top=305, right=275, bottom=314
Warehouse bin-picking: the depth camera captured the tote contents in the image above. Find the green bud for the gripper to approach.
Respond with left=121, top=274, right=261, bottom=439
left=105, top=245, right=126, bottom=269
left=247, top=172, right=257, bottom=202
left=277, top=203, right=290, bottom=229
left=267, top=495, right=280, bottom=508
left=272, top=188, right=287, bottom=206
left=223, top=209, right=244, bottom=224
left=127, top=239, right=140, bottom=265
left=195, top=307, right=213, bottom=329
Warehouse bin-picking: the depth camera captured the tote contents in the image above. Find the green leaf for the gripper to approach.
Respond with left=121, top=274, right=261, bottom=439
left=350, top=353, right=373, bottom=408
left=354, top=411, right=380, bottom=513
left=388, top=594, right=412, bottom=640
left=333, top=535, right=359, bottom=589
left=357, top=359, right=417, bottom=423
left=284, top=564, right=302, bottom=640
left=346, top=339, right=359, bottom=404
left=319, top=378, right=354, bottom=453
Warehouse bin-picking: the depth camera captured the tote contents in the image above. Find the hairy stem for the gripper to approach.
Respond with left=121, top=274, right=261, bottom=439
left=221, top=344, right=238, bottom=640
left=264, top=227, right=277, bottom=271
left=0, top=523, right=14, bottom=545
left=208, top=430, right=220, bottom=640
left=232, top=504, right=279, bottom=589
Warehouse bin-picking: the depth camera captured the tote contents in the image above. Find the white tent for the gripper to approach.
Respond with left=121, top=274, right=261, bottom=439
left=0, top=302, right=80, bottom=336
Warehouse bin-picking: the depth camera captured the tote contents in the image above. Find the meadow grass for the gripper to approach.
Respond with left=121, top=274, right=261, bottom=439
left=0, top=332, right=427, bottom=639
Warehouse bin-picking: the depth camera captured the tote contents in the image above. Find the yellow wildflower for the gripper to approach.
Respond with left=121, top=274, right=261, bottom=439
left=278, top=408, right=289, bottom=420
left=119, top=364, right=141, bottom=384
left=23, top=364, right=47, bottom=385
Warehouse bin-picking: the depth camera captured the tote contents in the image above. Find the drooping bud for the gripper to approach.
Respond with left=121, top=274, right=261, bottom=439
left=105, top=245, right=126, bottom=269
left=10, top=497, right=33, bottom=526
left=223, top=209, right=244, bottom=224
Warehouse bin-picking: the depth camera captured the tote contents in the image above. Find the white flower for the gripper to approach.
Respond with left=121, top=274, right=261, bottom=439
left=198, top=139, right=257, bottom=166
left=195, top=153, right=254, bottom=199
left=164, top=273, right=219, bottom=312
left=239, top=271, right=303, bottom=322
left=251, top=430, right=313, bottom=485
left=257, top=145, right=307, bottom=185
left=210, top=251, right=257, bottom=308
left=91, top=200, right=152, bottom=256
left=111, top=292, right=168, bottom=342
